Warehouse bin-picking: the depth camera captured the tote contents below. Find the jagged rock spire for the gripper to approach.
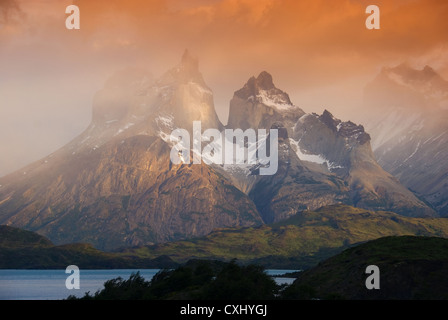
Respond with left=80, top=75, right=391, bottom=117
left=234, top=71, right=292, bottom=106
left=157, top=49, right=207, bottom=87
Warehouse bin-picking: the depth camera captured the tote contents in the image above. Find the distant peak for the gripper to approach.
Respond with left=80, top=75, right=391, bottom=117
left=181, top=49, right=199, bottom=70
left=422, top=65, right=436, bottom=75
left=157, top=50, right=207, bottom=87
left=235, top=71, right=290, bottom=103
left=317, top=110, right=370, bottom=144
left=319, top=109, right=339, bottom=130
left=385, top=63, right=439, bottom=78
left=380, top=63, right=446, bottom=89
left=182, top=49, right=191, bottom=60
left=256, top=71, right=275, bottom=90
left=381, top=62, right=410, bottom=75
left=322, top=109, right=335, bottom=119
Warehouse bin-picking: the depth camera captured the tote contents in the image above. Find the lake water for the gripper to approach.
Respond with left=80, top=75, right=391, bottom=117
left=0, top=269, right=298, bottom=300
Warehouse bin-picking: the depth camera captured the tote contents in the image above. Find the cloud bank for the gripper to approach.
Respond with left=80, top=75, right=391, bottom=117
left=0, top=0, right=447, bottom=176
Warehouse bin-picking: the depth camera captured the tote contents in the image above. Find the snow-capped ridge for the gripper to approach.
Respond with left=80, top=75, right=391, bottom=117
left=308, top=110, right=370, bottom=143
left=234, top=71, right=295, bottom=109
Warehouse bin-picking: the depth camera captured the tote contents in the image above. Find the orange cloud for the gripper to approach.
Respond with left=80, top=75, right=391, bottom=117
left=1, top=0, right=447, bottom=176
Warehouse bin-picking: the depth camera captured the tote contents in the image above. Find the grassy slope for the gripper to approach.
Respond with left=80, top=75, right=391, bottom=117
left=282, top=236, right=448, bottom=299
left=119, top=205, right=448, bottom=268
left=0, top=225, right=53, bottom=248
left=3, top=204, right=448, bottom=269
left=0, top=225, right=177, bottom=269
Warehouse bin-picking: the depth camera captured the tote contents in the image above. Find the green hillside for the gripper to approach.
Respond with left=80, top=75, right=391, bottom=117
left=69, top=237, right=448, bottom=300
left=282, top=236, right=448, bottom=299
left=3, top=204, right=448, bottom=269
left=0, top=225, right=177, bottom=269
left=120, top=205, right=448, bottom=268
left=0, top=225, right=53, bottom=248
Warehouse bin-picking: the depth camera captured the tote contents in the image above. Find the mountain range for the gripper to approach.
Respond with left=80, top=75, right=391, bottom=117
left=363, top=63, right=448, bottom=216
left=0, top=51, right=440, bottom=250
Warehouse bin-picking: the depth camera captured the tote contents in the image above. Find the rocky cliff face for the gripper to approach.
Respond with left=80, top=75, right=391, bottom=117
left=363, top=64, right=448, bottom=216
left=64, top=50, right=223, bottom=157
left=223, top=72, right=435, bottom=222
left=228, top=71, right=305, bottom=131
left=0, top=55, right=437, bottom=250
left=0, top=52, right=260, bottom=250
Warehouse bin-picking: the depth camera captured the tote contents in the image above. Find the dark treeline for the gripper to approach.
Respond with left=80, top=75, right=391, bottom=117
left=67, top=237, right=448, bottom=300
left=67, top=259, right=282, bottom=300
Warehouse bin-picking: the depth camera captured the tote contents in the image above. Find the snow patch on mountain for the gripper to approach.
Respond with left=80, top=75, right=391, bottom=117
left=289, top=138, right=344, bottom=170
left=158, top=131, right=170, bottom=143
left=256, top=89, right=295, bottom=111
left=369, top=109, right=421, bottom=150
left=115, top=122, right=135, bottom=136
left=156, top=114, right=174, bottom=130
left=289, top=138, right=326, bottom=164
left=190, top=81, right=212, bottom=96
left=403, top=141, right=421, bottom=163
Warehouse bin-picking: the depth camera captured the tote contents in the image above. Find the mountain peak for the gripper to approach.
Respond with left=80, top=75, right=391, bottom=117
left=256, top=71, right=275, bottom=90
left=315, top=110, right=370, bottom=144
left=235, top=71, right=276, bottom=99
left=157, top=50, right=207, bottom=87
left=384, top=63, right=442, bottom=84
left=228, top=71, right=304, bottom=131
left=234, top=71, right=292, bottom=107
left=319, top=109, right=339, bottom=130
left=422, top=65, right=436, bottom=76
left=369, top=63, right=448, bottom=113
left=180, top=49, right=199, bottom=72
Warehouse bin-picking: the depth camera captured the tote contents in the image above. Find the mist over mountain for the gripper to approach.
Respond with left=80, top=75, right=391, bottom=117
left=0, top=52, right=437, bottom=250
left=0, top=51, right=260, bottom=250
left=363, top=64, right=448, bottom=216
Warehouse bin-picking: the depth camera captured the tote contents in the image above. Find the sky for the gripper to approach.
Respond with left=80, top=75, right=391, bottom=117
left=0, top=0, right=447, bottom=176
